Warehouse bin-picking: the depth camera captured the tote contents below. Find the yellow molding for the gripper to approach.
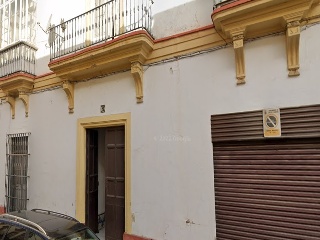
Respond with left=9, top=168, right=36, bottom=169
left=1, top=3, right=320, bottom=100
left=0, top=74, right=34, bottom=118
left=33, top=73, right=63, bottom=91
left=48, top=32, right=154, bottom=81
left=212, top=0, right=318, bottom=83
left=76, top=113, right=132, bottom=233
left=146, top=27, right=226, bottom=64
left=0, top=75, right=34, bottom=96
left=48, top=32, right=154, bottom=109
left=212, top=0, right=315, bottom=38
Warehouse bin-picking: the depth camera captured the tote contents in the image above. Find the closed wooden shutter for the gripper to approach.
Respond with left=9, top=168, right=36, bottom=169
left=211, top=105, right=320, bottom=240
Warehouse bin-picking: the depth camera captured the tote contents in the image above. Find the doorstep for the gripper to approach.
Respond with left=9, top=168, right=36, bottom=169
left=123, top=233, right=153, bottom=240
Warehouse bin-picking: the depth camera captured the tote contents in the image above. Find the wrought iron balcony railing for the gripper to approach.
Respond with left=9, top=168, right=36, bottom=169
left=0, top=41, right=37, bottom=78
left=213, top=0, right=238, bottom=9
left=50, top=0, right=153, bottom=60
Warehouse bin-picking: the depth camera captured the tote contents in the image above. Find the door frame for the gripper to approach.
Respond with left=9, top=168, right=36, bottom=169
left=76, top=113, right=132, bottom=234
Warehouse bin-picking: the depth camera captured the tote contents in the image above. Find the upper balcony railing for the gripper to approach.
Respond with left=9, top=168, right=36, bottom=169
left=0, top=41, right=37, bottom=78
left=213, top=0, right=238, bottom=9
left=49, top=0, right=153, bottom=60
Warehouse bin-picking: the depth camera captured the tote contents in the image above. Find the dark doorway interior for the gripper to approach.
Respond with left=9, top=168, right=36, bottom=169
left=85, top=129, right=99, bottom=233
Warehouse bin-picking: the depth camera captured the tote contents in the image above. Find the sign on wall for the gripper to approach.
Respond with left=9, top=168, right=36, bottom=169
left=263, top=108, right=281, bottom=137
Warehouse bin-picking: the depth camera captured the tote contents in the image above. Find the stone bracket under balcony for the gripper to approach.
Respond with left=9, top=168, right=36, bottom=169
left=212, top=0, right=318, bottom=83
left=0, top=73, right=35, bottom=119
left=48, top=31, right=154, bottom=113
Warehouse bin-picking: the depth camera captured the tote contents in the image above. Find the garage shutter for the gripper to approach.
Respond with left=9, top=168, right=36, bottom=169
left=213, top=139, right=320, bottom=240
left=211, top=105, right=320, bottom=240
left=211, top=105, right=320, bottom=142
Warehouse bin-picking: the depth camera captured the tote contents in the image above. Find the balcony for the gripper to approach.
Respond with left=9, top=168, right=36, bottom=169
left=0, top=41, right=37, bottom=78
left=48, top=0, right=154, bottom=112
left=49, top=0, right=152, bottom=61
left=0, top=41, right=37, bottom=119
left=211, top=0, right=318, bottom=84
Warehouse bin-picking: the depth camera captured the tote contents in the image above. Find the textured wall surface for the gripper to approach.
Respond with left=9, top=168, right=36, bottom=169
left=0, top=1, right=320, bottom=239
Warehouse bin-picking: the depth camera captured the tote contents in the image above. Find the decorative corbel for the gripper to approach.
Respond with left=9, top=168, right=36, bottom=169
left=131, top=62, right=144, bottom=103
left=18, top=91, right=30, bottom=117
left=232, top=34, right=246, bottom=84
left=5, top=96, right=16, bottom=119
left=286, top=21, right=301, bottom=77
left=230, top=28, right=246, bottom=85
left=62, top=81, right=74, bottom=113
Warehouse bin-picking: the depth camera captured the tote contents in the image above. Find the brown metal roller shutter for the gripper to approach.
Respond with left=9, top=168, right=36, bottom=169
left=211, top=105, right=320, bottom=240
left=211, top=110, right=263, bottom=142
left=213, top=139, right=320, bottom=240
left=211, top=104, right=320, bottom=142
left=281, top=105, right=320, bottom=138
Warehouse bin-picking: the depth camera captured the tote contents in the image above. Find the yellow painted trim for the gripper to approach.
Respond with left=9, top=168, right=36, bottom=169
left=33, top=73, right=63, bottom=91
left=212, top=0, right=319, bottom=83
left=145, top=27, right=225, bottom=64
left=62, top=81, right=75, bottom=113
left=0, top=74, right=34, bottom=118
left=76, top=113, right=132, bottom=234
left=1, top=4, right=319, bottom=96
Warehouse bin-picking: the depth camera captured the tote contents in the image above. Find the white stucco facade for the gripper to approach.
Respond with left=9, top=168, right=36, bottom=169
left=1, top=1, right=320, bottom=240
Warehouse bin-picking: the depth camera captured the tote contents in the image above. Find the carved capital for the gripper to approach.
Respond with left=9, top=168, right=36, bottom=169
left=232, top=34, right=244, bottom=42
left=286, top=21, right=301, bottom=77
left=131, top=62, right=144, bottom=103
left=62, top=81, right=75, bottom=113
left=287, top=21, right=300, bottom=28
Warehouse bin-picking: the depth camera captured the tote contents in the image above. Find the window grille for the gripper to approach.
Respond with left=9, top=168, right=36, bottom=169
left=5, top=133, right=30, bottom=212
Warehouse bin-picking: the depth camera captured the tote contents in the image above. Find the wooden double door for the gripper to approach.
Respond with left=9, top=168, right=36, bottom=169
left=86, top=126, right=125, bottom=240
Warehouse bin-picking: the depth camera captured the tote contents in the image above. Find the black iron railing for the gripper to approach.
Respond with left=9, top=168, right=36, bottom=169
left=0, top=41, right=37, bottom=78
left=213, top=0, right=238, bottom=9
left=50, top=0, right=153, bottom=60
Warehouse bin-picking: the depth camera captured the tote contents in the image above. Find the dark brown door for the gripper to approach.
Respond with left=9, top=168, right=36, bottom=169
left=85, top=129, right=99, bottom=233
left=105, top=126, right=125, bottom=240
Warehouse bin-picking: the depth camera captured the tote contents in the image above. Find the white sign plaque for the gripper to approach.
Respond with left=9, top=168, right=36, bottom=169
left=263, top=108, right=281, bottom=137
